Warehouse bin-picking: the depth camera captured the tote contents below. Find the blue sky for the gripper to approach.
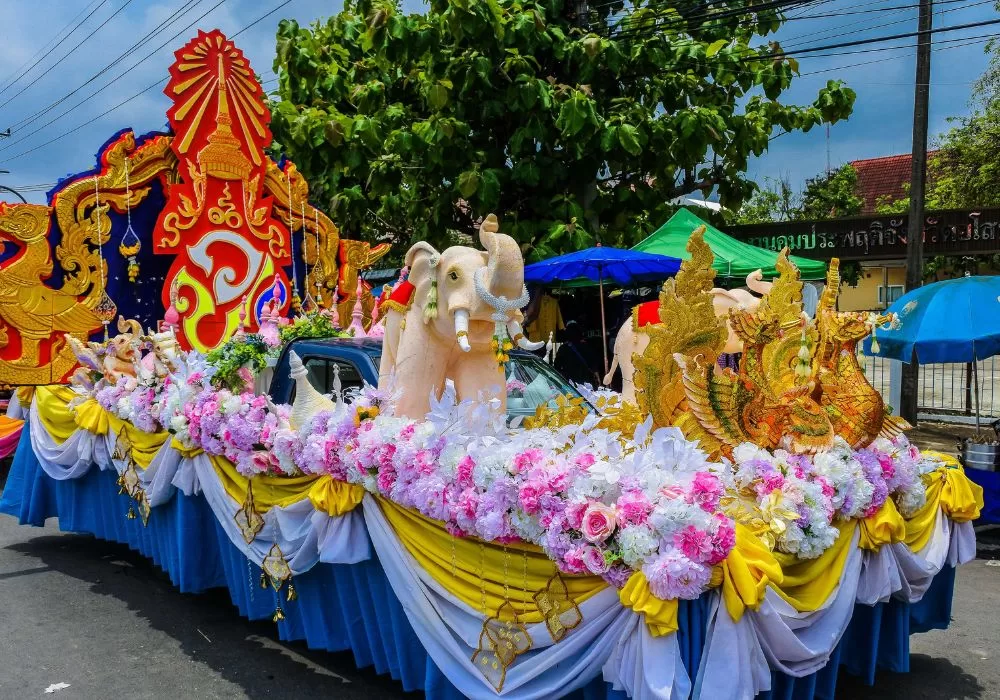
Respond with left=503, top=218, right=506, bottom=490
left=0, top=0, right=996, bottom=205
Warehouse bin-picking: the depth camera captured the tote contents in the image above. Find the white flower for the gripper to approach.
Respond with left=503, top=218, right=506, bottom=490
left=588, top=459, right=622, bottom=484
left=222, top=395, right=242, bottom=415
left=617, top=524, right=658, bottom=568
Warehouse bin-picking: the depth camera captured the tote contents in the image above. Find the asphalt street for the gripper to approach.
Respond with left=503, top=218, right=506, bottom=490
left=1, top=513, right=998, bottom=699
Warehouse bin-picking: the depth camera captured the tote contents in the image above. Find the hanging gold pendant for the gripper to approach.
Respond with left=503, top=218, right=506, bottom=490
left=272, top=606, right=285, bottom=622
left=260, top=543, right=295, bottom=623
left=471, top=601, right=531, bottom=692
left=136, top=493, right=151, bottom=527
left=234, top=480, right=264, bottom=544
left=533, top=572, right=583, bottom=643
left=111, top=426, right=132, bottom=462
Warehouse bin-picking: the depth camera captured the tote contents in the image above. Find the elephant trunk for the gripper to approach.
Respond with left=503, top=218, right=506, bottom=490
left=506, top=319, right=545, bottom=351
left=479, top=214, right=525, bottom=304
left=453, top=309, right=472, bottom=352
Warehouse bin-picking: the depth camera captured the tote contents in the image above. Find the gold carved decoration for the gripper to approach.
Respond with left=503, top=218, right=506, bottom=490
left=633, top=226, right=727, bottom=431
left=0, top=202, right=102, bottom=384
left=633, top=238, right=909, bottom=459
left=234, top=478, right=265, bottom=544
left=812, top=259, right=910, bottom=447
left=260, top=543, right=296, bottom=622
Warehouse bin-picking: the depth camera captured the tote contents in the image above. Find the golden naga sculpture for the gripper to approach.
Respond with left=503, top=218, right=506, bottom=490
left=632, top=227, right=728, bottom=430
left=812, top=260, right=910, bottom=448
left=0, top=202, right=104, bottom=384
left=636, top=235, right=908, bottom=459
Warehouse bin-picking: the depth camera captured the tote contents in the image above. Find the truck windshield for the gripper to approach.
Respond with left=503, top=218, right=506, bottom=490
left=505, top=353, right=591, bottom=418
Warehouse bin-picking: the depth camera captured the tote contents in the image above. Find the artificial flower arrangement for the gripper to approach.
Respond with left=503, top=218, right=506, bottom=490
left=72, top=344, right=954, bottom=601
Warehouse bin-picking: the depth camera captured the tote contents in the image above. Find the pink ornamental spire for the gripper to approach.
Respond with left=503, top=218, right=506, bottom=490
left=329, top=284, right=340, bottom=327
left=234, top=295, right=248, bottom=340
left=347, top=277, right=367, bottom=338
left=160, top=278, right=180, bottom=332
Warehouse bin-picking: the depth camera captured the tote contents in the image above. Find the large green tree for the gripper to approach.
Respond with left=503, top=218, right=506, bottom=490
left=269, top=0, right=855, bottom=259
left=730, top=164, right=862, bottom=224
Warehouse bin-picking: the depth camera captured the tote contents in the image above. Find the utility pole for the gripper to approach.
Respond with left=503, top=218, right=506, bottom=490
left=900, top=0, right=933, bottom=426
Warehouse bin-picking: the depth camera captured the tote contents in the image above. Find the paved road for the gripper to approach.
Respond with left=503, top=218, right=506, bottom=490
left=1, top=514, right=998, bottom=699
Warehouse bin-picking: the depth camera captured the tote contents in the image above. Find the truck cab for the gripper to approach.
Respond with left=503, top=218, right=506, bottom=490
left=268, top=337, right=592, bottom=419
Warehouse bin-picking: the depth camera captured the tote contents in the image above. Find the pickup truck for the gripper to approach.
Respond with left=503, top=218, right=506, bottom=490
left=267, top=337, right=592, bottom=419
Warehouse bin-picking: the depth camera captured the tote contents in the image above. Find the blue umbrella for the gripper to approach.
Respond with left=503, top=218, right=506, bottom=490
left=524, top=246, right=681, bottom=374
left=524, top=245, right=681, bottom=286
left=863, top=275, right=1000, bottom=430
left=863, top=275, right=1000, bottom=364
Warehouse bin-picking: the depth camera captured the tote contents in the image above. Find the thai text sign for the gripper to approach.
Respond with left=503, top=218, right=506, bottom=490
left=729, top=208, right=1000, bottom=260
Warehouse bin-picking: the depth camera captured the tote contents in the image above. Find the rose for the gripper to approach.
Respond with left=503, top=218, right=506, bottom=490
left=582, top=545, right=609, bottom=574
left=561, top=546, right=588, bottom=574
left=581, top=502, right=617, bottom=543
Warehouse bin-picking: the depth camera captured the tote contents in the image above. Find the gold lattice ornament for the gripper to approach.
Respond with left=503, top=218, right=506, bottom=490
left=471, top=601, right=532, bottom=692
left=533, top=572, right=583, bottom=642
left=234, top=479, right=265, bottom=544
left=260, top=543, right=296, bottom=622
left=111, top=426, right=132, bottom=462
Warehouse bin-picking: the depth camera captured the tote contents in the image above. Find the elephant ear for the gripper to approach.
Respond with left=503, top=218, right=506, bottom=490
left=405, top=242, right=441, bottom=322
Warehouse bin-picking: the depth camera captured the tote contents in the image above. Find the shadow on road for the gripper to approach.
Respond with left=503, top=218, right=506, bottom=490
left=837, top=654, right=986, bottom=699
left=6, top=529, right=412, bottom=699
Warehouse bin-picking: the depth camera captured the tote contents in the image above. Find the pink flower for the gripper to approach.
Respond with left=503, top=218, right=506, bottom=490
left=617, top=490, right=652, bottom=526
left=518, top=483, right=543, bottom=515
left=709, top=516, right=736, bottom=565
left=687, top=472, right=724, bottom=512
left=513, top=448, right=544, bottom=474
left=565, top=500, right=588, bottom=530
left=574, top=453, right=596, bottom=469
left=643, top=548, right=712, bottom=600
left=561, top=546, right=588, bottom=574
left=582, top=545, right=609, bottom=574
left=581, top=502, right=617, bottom=543
left=673, top=525, right=714, bottom=563
left=754, top=471, right=785, bottom=498
left=376, top=467, right=397, bottom=494
left=456, top=456, right=475, bottom=487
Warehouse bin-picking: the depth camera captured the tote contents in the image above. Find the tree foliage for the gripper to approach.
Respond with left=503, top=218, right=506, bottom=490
left=730, top=164, right=861, bottom=224
left=269, top=0, right=855, bottom=259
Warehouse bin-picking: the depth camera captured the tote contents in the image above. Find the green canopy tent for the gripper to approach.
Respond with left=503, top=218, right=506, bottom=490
left=632, top=207, right=827, bottom=282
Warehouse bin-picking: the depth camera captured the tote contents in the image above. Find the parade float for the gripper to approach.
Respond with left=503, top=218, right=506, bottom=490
left=0, top=29, right=985, bottom=700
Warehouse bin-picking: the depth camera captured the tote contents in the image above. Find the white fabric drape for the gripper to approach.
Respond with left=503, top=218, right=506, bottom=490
left=363, top=494, right=690, bottom=700
left=23, top=401, right=978, bottom=700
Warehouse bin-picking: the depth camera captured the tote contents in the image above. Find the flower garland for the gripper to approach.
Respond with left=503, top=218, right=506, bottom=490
left=72, top=345, right=954, bottom=602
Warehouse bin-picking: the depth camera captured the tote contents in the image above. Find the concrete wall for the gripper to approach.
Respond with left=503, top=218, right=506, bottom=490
left=839, top=264, right=907, bottom=312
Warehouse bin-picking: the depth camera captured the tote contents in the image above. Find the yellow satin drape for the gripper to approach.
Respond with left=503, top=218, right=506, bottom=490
left=858, top=500, right=906, bottom=551
left=772, top=521, right=857, bottom=613
left=34, top=385, right=80, bottom=443
left=619, top=572, right=679, bottom=636
left=717, top=522, right=784, bottom=622
left=376, top=497, right=606, bottom=625
left=905, top=465, right=984, bottom=552
left=308, top=476, right=365, bottom=516
left=209, top=454, right=319, bottom=512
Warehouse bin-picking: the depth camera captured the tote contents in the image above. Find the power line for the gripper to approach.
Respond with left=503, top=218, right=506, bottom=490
left=0, top=0, right=106, bottom=93
left=612, top=0, right=821, bottom=39
left=0, top=0, right=228, bottom=155
left=0, top=0, right=110, bottom=98
left=0, top=0, right=299, bottom=164
left=0, top=0, right=137, bottom=111
left=6, top=0, right=207, bottom=133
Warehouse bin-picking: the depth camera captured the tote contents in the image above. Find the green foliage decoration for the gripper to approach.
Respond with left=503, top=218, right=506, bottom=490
left=268, top=0, right=855, bottom=259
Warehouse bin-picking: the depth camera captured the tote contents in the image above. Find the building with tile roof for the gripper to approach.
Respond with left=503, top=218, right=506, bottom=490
left=849, top=152, right=939, bottom=214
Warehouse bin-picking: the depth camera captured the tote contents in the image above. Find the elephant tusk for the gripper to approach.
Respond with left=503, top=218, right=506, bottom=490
left=506, top=319, right=545, bottom=351
left=454, top=310, right=472, bottom=352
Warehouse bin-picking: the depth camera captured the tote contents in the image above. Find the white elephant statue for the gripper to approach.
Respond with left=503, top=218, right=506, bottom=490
left=378, top=214, right=544, bottom=419
left=604, top=270, right=773, bottom=404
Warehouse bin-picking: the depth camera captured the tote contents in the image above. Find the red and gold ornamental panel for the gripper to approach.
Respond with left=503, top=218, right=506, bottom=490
left=0, top=30, right=389, bottom=383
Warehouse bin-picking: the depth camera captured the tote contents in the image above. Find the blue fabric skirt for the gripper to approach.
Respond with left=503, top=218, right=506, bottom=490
left=0, top=425, right=956, bottom=699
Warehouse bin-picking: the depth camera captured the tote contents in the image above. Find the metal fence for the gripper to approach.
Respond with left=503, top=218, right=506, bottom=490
left=858, top=353, right=1000, bottom=421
